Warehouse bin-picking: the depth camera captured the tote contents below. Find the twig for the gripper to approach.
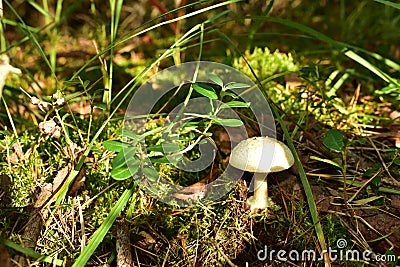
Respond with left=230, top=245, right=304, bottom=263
left=210, top=239, right=237, bottom=267
left=116, top=219, right=134, bottom=267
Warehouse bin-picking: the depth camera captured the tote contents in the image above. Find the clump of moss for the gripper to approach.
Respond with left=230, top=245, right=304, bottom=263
left=233, top=47, right=300, bottom=83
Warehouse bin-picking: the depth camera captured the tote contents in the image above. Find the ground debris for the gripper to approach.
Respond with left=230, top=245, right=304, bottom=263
left=0, top=244, right=13, bottom=267
left=116, top=219, right=134, bottom=267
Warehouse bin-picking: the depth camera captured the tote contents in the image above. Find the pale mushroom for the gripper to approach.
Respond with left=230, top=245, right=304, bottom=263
left=229, top=136, right=294, bottom=211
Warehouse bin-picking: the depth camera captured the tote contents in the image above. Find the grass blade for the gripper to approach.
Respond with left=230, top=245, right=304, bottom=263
left=4, top=0, right=57, bottom=81
left=373, top=0, right=400, bottom=9
left=273, top=104, right=331, bottom=265
left=344, top=50, right=398, bottom=85
left=252, top=15, right=399, bottom=85
left=0, top=238, right=64, bottom=266
left=26, top=0, right=54, bottom=20
left=72, top=184, right=135, bottom=267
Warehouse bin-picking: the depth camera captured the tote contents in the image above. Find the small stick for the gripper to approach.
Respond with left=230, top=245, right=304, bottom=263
left=116, top=219, right=134, bottom=267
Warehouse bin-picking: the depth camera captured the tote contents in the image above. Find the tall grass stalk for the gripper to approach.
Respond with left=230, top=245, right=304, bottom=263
left=5, top=0, right=58, bottom=82
left=50, top=0, right=64, bottom=77
left=0, top=0, right=6, bottom=51
left=104, top=0, right=124, bottom=111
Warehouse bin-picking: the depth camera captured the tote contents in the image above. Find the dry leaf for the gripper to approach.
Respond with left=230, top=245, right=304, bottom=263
left=285, top=73, right=303, bottom=90
left=52, top=164, right=72, bottom=192
left=391, top=195, right=400, bottom=209
left=39, top=120, right=57, bottom=135
left=138, top=231, right=156, bottom=245
left=7, top=143, right=23, bottom=164
left=68, top=166, right=85, bottom=195
left=63, top=142, right=83, bottom=161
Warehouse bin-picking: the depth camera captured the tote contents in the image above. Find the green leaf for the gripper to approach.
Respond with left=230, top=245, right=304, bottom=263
left=112, top=146, right=137, bottom=169
left=209, top=74, right=223, bottom=87
left=112, top=152, right=126, bottom=169
left=219, top=101, right=250, bottom=109
left=309, top=155, right=342, bottom=169
left=111, top=156, right=140, bottom=180
left=212, top=117, right=244, bottom=127
left=27, top=0, right=53, bottom=19
left=371, top=176, right=381, bottom=189
left=192, top=83, right=218, bottom=99
left=224, top=82, right=250, bottom=90
left=374, top=0, right=400, bottom=9
left=103, top=140, right=131, bottom=152
left=127, top=157, right=141, bottom=171
left=146, top=145, right=164, bottom=153
left=142, top=167, right=159, bottom=181
left=122, top=130, right=139, bottom=140
left=364, top=168, right=378, bottom=177
left=0, top=237, right=64, bottom=266
left=93, top=102, right=107, bottom=110
left=220, top=91, right=239, bottom=98
left=384, top=250, right=398, bottom=267
left=332, top=102, right=349, bottom=115
left=111, top=166, right=132, bottom=180
left=323, top=129, right=344, bottom=152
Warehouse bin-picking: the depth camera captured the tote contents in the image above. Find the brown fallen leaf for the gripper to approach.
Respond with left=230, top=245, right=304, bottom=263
left=52, top=164, right=72, bottom=193
left=391, top=195, right=400, bottom=209
left=172, top=165, right=219, bottom=201
left=138, top=231, right=156, bottom=246
left=68, top=166, right=86, bottom=195
left=285, top=73, right=303, bottom=90
left=63, top=142, right=83, bottom=161
left=8, top=142, right=23, bottom=164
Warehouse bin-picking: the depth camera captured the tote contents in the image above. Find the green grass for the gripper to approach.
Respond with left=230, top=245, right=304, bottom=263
left=1, top=0, right=400, bottom=266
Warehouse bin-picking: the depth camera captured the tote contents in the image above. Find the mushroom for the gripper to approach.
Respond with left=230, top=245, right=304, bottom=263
left=229, top=136, right=294, bottom=211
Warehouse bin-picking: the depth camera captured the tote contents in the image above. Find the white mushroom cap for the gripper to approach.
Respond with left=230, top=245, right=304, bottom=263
left=229, top=136, right=294, bottom=173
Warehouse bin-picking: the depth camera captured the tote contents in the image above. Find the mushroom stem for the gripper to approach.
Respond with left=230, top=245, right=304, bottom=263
left=247, top=173, right=273, bottom=211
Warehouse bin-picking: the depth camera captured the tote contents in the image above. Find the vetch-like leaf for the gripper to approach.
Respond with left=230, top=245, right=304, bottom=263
left=111, top=166, right=132, bottom=180
left=323, top=129, right=344, bottom=152
left=111, top=157, right=140, bottom=180
left=212, top=117, right=243, bottom=127
left=220, top=91, right=239, bottom=98
left=209, top=74, right=223, bottom=87
left=224, top=82, right=250, bottom=90
left=112, top=146, right=137, bottom=169
left=219, top=101, right=250, bottom=109
left=150, top=157, right=171, bottom=164
left=192, top=83, right=218, bottom=99
left=93, top=102, right=107, bottom=110
left=103, top=140, right=131, bottom=152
